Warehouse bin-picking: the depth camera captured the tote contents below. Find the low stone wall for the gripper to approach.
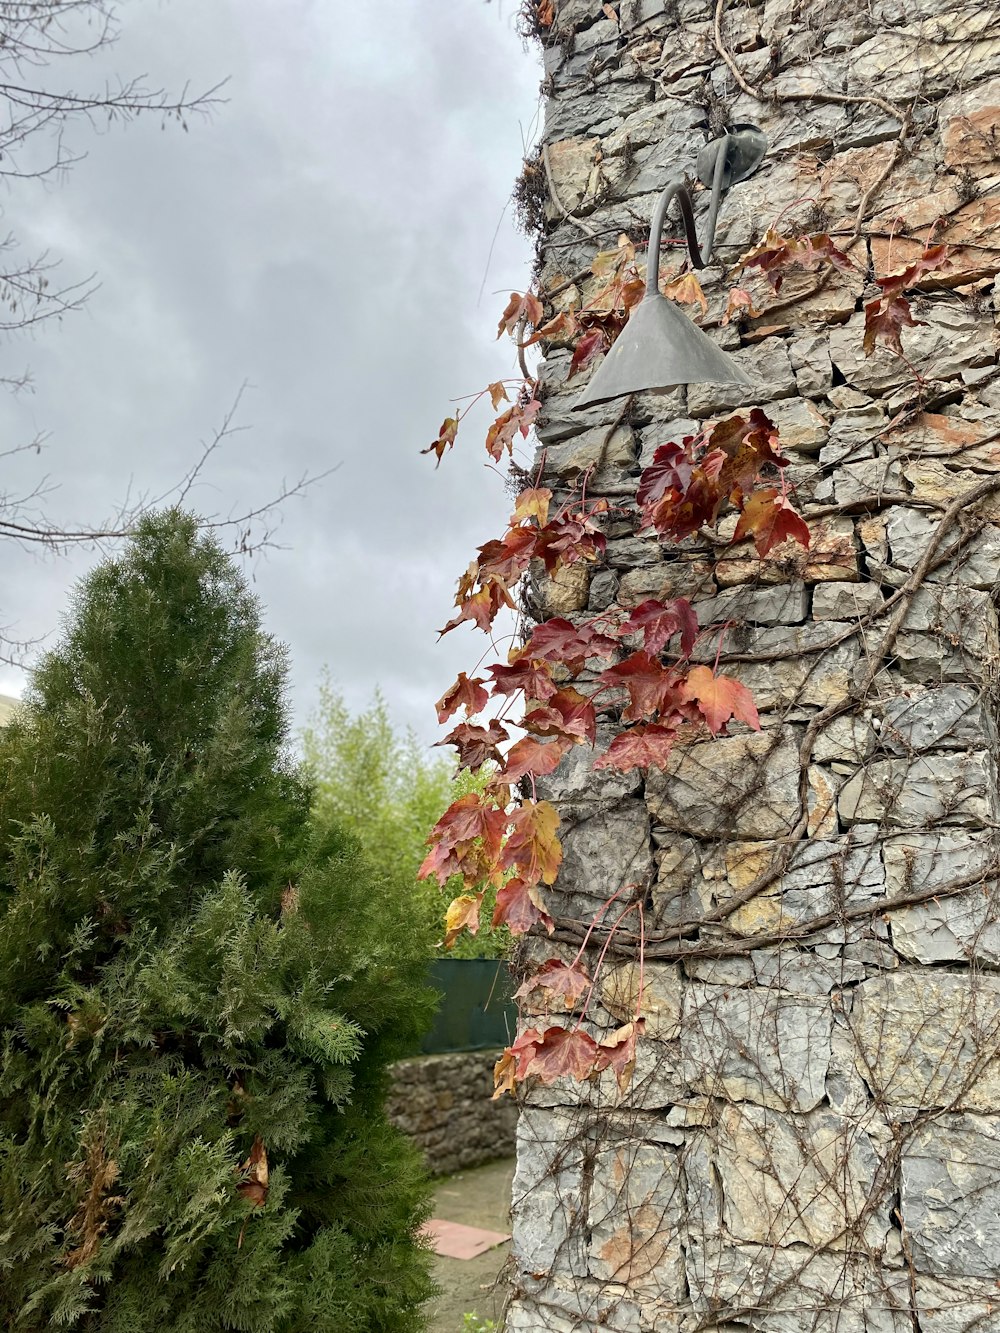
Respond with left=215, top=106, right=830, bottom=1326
left=387, top=1049, right=517, bottom=1176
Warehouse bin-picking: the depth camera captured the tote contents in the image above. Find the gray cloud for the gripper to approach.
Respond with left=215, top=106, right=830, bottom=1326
left=0, top=0, right=542, bottom=747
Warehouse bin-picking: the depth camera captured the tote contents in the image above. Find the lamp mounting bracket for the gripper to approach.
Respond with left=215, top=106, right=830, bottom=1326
left=696, top=124, right=767, bottom=192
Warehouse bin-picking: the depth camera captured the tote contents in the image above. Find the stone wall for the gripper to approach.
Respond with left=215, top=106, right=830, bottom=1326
left=386, top=1050, right=517, bottom=1176
left=507, top=1, right=1000, bottom=1329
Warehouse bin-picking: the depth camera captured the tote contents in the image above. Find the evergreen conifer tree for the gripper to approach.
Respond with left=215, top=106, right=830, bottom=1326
left=0, top=510, right=437, bottom=1331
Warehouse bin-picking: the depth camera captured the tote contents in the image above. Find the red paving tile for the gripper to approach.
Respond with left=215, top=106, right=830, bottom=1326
left=420, top=1217, right=511, bottom=1260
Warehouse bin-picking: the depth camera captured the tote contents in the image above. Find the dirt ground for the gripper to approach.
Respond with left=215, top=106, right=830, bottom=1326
left=424, top=1157, right=515, bottom=1333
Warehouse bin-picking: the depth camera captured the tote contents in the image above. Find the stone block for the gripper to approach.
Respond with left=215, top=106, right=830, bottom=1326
left=682, top=984, right=833, bottom=1111
left=695, top=580, right=809, bottom=627
left=822, top=455, right=905, bottom=506
left=646, top=725, right=802, bottom=840
left=904, top=1115, right=1000, bottom=1278
left=533, top=559, right=591, bottom=615
left=557, top=798, right=653, bottom=915
left=810, top=711, right=877, bottom=764
left=617, top=559, right=716, bottom=606
left=915, top=1276, right=1000, bottom=1333
left=902, top=458, right=1000, bottom=519
left=830, top=305, right=997, bottom=397
left=789, top=331, right=834, bottom=397
left=688, top=1102, right=892, bottom=1250
left=838, top=750, right=993, bottom=828
left=852, top=973, right=1000, bottom=1112
left=877, top=685, right=982, bottom=753
left=601, top=962, right=682, bottom=1039
left=685, top=1238, right=910, bottom=1332
left=512, top=1106, right=590, bottom=1277
left=707, top=619, right=860, bottom=712
left=536, top=724, right=642, bottom=809
left=813, top=580, right=884, bottom=620
left=588, top=1142, right=686, bottom=1295
left=883, top=830, right=1000, bottom=966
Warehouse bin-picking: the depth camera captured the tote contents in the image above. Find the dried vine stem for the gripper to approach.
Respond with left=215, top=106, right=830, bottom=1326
left=542, top=141, right=598, bottom=238
left=712, top=0, right=908, bottom=124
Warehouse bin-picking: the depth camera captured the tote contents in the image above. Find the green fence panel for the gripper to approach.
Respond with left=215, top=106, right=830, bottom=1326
left=420, top=958, right=518, bottom=1054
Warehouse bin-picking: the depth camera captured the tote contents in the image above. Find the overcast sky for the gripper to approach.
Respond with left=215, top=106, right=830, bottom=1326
left=0, top=0, right=542, bottom=748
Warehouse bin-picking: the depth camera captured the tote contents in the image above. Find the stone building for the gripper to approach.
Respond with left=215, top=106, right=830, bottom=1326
left=506, top=2, right=1000, bottom=1329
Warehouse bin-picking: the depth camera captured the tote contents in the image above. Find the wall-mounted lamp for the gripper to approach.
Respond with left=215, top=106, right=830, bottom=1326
left=573, top=124, right=767, bottom=410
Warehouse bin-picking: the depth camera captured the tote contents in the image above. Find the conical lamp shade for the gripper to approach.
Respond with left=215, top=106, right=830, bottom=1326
left=573, top=292, right=751, bottom=410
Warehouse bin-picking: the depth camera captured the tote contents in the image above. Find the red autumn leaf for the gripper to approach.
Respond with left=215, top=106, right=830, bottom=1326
left=521, top=309, right=579, bottom=347
left=876, top=243, right=951, bottom=294
left=237, top=1136, right=269, bottom=1208
left=497, top=290, right=544, bottom=339
left=439, top=579, right=517, bottom=637
left=862, top=293, right=923, bottom=358
left=536, top=0, right=555, bottom=27
left=533, top=511, right=607, bottom=574
left=593, top=1019, right=646, bottom=1092
left=519, top=1025, right=601, bottom=1085
left=422, top=416, right=459, bottom=466
left=512, top=486, right=553, bottom=526
left=521, top=618, right=618, bottom=674
left=593, top=721, right=683, bottom=772
left=443, top=893, right=483, bottom=948
left=485, top=393, right=541, bottom=461
left=435, top=672, right=489, bottom=725
left=492, top=877, right=555, bottom=936
left=737, top=228, right=855, bottom=292
left=619, top=598, right=699, bottom=658
left=501, top=733, right=573, bottom=783
left=499, top=800, right=562, bottom=885
left=515, top=959, right=591, bottom=1010
left=419, top=793, right=508, bottom=886
left=637, top=440, right=695, bottom=510
left=522, top=687, right=597, bottom=745
left=487, top=657, right=558, bottom=702
left=598, top=651, right=688, bottom=723
left=733, top=487, right=811, bottom=557
left=477, top=525, right=539, bottom=584
left=437, top=720, right=509, bottom=772
left=487, top=381, right=509, bottom=410
left=680, top=664, right=760, bottom=735
left=567, top=327, right=607, bottom=379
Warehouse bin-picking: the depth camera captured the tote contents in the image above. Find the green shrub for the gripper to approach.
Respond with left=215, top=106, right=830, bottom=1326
left=302, top=678, right=509, bottom=960
left=0, top=510, right=435, bottom=1331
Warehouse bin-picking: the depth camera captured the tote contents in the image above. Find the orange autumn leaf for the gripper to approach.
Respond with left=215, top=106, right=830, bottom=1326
left=422, top=416, right=459, bottom=466
left=680, top=665, right=760, bottom=736
left=497, top=290, right=544, bottom=339
left=732, top=487, right=811, bottom=557
left=512, top=486, right=553, bottom=527
left=501, top=733, right=573, bottom=784
left=661, top=270, right=708, bottom=316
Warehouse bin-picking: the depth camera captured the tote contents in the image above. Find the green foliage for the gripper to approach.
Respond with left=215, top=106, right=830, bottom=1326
left=0, top=510, right=435, bottom=1332
left=301, top=676, right=509, bottom=961
left=462, top=1316, right=495, bottom=1333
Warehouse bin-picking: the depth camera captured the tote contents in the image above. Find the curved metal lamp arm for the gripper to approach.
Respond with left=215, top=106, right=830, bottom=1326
left=644, top=135, right=728, bottom=298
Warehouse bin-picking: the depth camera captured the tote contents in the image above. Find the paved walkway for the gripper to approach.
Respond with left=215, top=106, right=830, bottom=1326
left=424, top=1157, right=515, bottom=1333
